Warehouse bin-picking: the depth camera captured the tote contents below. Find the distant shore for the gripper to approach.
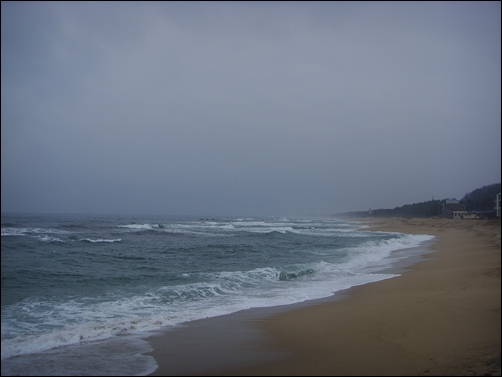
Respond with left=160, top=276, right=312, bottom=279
left=148, top=217, right=501, bottom=376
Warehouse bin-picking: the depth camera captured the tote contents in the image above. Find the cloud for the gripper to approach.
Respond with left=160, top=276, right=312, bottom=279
left=2, top=2, right=500, bottom=216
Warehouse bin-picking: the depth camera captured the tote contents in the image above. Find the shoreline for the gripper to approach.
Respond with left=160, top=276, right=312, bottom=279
left=146, top=218, right=501, bottom=376
left=145, top=242, right=431, bottom=376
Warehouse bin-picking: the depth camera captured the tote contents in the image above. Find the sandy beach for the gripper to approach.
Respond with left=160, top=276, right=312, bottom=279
left=148, top=217, right=501, bottom=376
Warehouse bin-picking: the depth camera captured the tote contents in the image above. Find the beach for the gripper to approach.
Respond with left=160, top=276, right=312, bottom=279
left=148, top=217, right=501, bottom=376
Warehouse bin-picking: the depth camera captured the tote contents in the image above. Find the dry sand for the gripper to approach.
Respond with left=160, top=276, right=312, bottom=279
left=149, top=217, right=501, bottom=376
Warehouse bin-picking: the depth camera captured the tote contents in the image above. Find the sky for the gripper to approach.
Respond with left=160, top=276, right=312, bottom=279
left=1, top=2, right=501, bottom=217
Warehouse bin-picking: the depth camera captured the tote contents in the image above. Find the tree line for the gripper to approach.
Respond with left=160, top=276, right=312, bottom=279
left=462, top=183, right=501, bottom=212
left=337, top=183, right=500, bottom=218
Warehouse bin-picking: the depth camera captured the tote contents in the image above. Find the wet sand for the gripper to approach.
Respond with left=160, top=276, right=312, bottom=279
left=148, top=217, right=501, bottom=376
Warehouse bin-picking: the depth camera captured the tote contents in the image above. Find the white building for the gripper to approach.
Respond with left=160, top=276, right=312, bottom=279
left=453, top=211, right=479, bottom=220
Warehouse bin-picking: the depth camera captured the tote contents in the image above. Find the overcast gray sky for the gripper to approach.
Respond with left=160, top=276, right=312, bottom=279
left=2, top=2, right=501, bottom=217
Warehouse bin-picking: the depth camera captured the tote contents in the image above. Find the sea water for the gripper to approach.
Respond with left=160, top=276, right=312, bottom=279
left=1, top=214, right=434, bottom=375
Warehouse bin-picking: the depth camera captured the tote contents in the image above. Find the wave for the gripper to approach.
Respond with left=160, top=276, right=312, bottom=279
left=114, top=219, right=363, bottom=238
left=117, top=224, right=160, bottom=230
left=116, top=222, right=237, bottom=237
left=0, top=336, right=157, bottom=377
left=2, top=228, right=29, bottom=237
left=279, top=268, right=315, bottom=281
left=1, top=258, right=397, bottom=360
left=80, top=238, right=122, bottom=243
left=37, top=235, right=64, bottom=243
left=1, top=227, right=70, bottom=237
left=341, top=233, right=434, bottom=271
left=231, top=226, right=295, bottom=234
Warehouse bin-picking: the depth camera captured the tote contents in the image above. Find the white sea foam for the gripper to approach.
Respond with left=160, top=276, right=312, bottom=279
left=341, top=233, right=434, bottom=271
left=231, top=221, right=273, bottom=227
left=1, top=228, right=28, bottom=236
left=1, top=227, right=70, bottom=237
left=80, top=238, right=122, bottom=243
left=114, top=220, right=360, bottom=237
left=232, top=226, right=295, bottom=234
left=37, top=235, right=64, bottom=243
left=117, top=224, right=157, bottom=230
left=0, top=336, right=157, bottom=376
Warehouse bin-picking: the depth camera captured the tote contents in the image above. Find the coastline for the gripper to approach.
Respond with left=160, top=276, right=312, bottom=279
left=147, top=217, right=501, bottom=376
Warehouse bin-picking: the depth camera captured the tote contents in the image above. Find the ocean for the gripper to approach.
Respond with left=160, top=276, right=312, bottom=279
left=1, top=213, right=434, bottom=375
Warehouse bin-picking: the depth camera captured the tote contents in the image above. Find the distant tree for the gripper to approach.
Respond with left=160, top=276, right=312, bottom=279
left=336, top=183, right=500, bottom=218
left=371, top=200, right=441, bottom=217
left=462, top=183, right=501, bottom=211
